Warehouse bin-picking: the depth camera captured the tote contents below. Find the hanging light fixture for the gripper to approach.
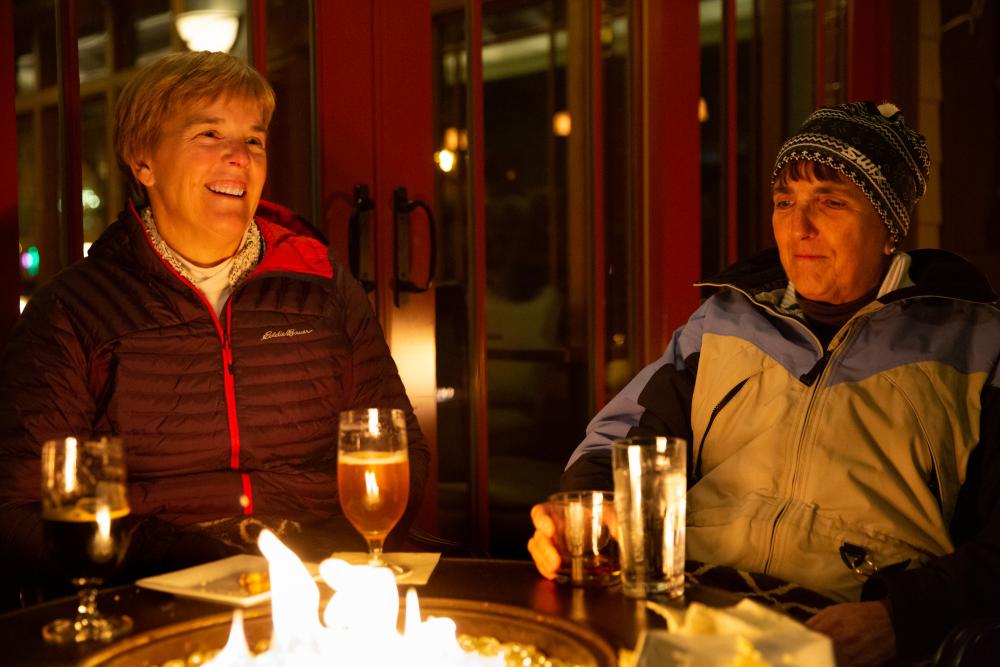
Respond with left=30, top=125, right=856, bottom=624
left=174, top=9, right=241, bottom=53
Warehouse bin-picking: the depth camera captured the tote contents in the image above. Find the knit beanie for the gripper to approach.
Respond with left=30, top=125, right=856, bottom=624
left=771, top=101, right=930, bottom=249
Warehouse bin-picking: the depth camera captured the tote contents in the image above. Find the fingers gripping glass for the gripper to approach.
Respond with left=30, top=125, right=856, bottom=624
left=337, top=409, right=411, bottom=576
left=40, top=436, right=133, bottom=644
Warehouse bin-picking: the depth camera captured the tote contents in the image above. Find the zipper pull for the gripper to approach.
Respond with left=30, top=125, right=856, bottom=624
left=799, top=350, right=830, bottom=386
left=223, top=337, right=235, bottom=377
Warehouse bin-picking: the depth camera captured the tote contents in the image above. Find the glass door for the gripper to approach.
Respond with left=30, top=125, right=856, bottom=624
left=431, top=0, right=633, bottom=557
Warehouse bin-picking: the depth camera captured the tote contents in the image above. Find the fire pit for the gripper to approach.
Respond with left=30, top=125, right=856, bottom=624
left=78, top=598, right=617, bottom=667
left=76, top=530, right=617, bottom=666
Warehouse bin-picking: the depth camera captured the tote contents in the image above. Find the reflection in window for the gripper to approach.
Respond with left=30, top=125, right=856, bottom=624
left=78, top=0, right=108, bottom=83
left=433, top=0, right=631, bottom=556
left=700, top=0, right=756, bottom=277
left=135, top=3, right=174, bottom=66
left=81, top=97, right=108, bottom=245
left=16, top=114, right=37, bottom=286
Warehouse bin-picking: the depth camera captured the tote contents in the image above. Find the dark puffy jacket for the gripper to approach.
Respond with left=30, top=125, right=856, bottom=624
left=0, top=200, right=429, bottom=576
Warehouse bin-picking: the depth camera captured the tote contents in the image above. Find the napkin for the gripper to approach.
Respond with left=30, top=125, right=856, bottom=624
left=327, top=552, right=441, bottom=585
left=624, top=599, right=835, bottom=667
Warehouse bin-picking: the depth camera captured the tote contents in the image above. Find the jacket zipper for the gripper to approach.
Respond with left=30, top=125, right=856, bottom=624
left=221, top=299, right=252, bottom=514
left=694, top=377, right=750, bottom=482
left=761, top=322, right=862, bottom=573
left=136, top=218, right=253, bottom=516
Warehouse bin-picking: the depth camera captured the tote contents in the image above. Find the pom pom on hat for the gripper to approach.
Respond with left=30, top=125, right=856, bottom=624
left=877, top=102, right=900, bottom=117
left=771, top=101, right=930, bottom=249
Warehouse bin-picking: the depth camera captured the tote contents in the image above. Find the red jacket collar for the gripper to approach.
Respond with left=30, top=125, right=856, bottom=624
left=126, top=199, right=334, bottom=281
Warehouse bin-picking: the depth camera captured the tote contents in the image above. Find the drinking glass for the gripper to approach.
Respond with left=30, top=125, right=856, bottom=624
left=547, top=490, right=620, bottom=587
left=40, top=436, right=133, bottom=644
left=612, top=435, right=687, bottom=598
left=337, top=408, right=410, bottom=574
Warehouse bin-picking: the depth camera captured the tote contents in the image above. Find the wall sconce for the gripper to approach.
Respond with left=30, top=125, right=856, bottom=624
left=175, top=9, right=241, bottom=53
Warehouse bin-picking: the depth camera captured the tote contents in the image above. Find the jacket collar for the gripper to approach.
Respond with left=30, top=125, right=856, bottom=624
left=699, top=246, right=997, bottom=312
left=88, top=199, right=333, bottom=283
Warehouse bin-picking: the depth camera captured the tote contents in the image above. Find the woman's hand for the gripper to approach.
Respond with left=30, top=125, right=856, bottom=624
left=806, top=599, right=896, bottom=667
left=527, top=503, right=561, bottom=579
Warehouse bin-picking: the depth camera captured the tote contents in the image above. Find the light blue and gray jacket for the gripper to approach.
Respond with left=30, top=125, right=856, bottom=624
left=563, top=247, right=1000, bottom=658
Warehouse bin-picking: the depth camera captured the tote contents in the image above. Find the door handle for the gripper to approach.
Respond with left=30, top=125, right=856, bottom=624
left=393, top=187, right=437, bottom=307
left=348, top=184, right=376, bottom=292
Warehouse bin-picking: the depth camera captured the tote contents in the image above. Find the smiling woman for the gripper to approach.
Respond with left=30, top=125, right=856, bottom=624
left=0, top=51, right=429, bottom=609
left=132, top=97, right=268, bottom=268
left=114, top=52, right=274, bottom=270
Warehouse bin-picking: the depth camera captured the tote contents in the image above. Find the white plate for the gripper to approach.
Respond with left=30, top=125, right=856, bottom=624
left=136, top=554, right=320, bottom=607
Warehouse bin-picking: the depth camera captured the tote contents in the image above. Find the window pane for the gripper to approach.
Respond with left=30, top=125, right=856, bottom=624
left=700, top=0, right=724, bottom=277
left=264, top=0, right=314, bottom=220
left=134, top=2, right=172, bottom=68
left=603, top=0, right=632, bottom=397
left=78, top=0, right=108, bottom=83
left=17, top=113, right=37, bottom=296
left=432, top=6, right=474, bottom=549
left=13, top=0, right=56, bottom=91
left=785, top=0, right=815, bottom=132
left=81, top=96, right=109, bottom=248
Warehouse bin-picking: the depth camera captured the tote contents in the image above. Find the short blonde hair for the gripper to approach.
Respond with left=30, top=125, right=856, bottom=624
left=114, top=51, right=276, bottom=200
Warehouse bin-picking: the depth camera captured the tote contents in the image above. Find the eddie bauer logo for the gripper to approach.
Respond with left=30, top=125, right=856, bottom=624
left=261, top=328, right=314, bottom=341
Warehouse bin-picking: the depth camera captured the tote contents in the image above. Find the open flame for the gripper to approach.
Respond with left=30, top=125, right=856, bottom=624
left=203, top=530, right=504, bottom=666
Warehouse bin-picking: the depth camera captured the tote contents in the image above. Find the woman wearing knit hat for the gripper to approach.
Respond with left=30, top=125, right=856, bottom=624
left=530, top=102, right=1000, bottom=666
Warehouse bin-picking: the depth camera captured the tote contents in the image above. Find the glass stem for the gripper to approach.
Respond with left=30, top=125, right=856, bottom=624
left=367, top=537, right=385, bottom=566
left=76, top=586, right=99, bottom=625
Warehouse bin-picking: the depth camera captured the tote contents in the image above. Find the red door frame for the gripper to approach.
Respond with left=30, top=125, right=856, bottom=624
left=635, top=0, right=701, bottom=362
left=846, top=0, right=891, bottom=102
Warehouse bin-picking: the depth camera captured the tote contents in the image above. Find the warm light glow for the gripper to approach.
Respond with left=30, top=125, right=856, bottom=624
left=552, top=111, right=571, bottom=137
left=364, top=469, right=380, bottom=498
left=96, top=505, right=111, bottom=539
left=82, top=188, right=101, bottom=210
left=203, top=530, right=504, bottom=665
left=175, top=10, right=240, bottom=53
left=435, top=149, right=457, bottom=173
left=92, top=504, right=115, bottom=559
left=63, top=437, right=78, bottom=494
left=83, top=242, right=92, bottom=257
left=698, top=97, right=709, bottom=123
left=208, top=610, right=254, bottom=666
left=19, top=297, right=28, bottom=314
left=591, top=492, right=604, bottom=554
left=443, top=127, right=460, bottom=152
left=367, top=408, right=380, bottom=436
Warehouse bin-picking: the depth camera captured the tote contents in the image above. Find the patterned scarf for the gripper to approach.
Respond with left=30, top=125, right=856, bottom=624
left=140, top=206, right=263, bottom=287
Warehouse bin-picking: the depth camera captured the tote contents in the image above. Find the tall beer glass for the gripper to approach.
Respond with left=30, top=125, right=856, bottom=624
left=337, top=408, right=410, bottom=573
left=41, top=436, right=132, bottom=643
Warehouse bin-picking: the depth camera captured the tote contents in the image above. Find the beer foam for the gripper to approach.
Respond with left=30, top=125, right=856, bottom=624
left=339, top=451, right=408, bottom=465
